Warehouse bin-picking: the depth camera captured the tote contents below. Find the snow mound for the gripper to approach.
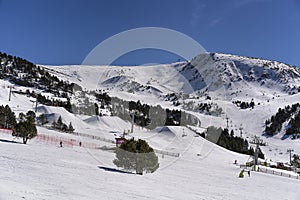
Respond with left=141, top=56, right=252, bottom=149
left=84, top=115, right=131, bottom=132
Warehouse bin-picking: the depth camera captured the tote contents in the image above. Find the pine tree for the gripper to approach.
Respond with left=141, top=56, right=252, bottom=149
left=68, top=122, right=74, bottom=133
left=94, top=103, right=99, bottom=116
left=14, top=111, right=37, bottom=144
left=52, top=120, right=57, bottom=129
left=57, top=116, right=63, bottom=130
left=113, top=138, right=159, bottom=175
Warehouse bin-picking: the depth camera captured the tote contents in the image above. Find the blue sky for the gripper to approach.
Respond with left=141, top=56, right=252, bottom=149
left=0, top=0, right=300, bottom=66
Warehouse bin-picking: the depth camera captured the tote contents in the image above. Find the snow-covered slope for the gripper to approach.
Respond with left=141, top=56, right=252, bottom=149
left=1, top=127, right=299, bottom=200
left=1, top=52, right=300, bottom=199
left=42, top=53, right=300, bottom=153
left=42, top=52, right=300, bottom=96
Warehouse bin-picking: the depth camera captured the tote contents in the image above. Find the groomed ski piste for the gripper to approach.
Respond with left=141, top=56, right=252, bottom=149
left=1, top=125, right=299, bottom=200
left=0, top=79, right=299, bottom=200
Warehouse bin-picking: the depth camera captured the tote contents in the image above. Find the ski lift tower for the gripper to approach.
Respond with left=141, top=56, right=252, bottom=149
left=249, top=135, right=266, bottom=170
left=239, top=124, right=243, bottom=137
left=8, top=85, right=12, bottom=101
left=225, top=115, right=229, bottom=129
left=130, top=110, right=136, bottom=133
left=287, top=148, right=294, bottom=165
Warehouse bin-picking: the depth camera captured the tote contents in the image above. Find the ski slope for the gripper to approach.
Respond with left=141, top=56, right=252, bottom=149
left=0, top=127, right=299, bottom=200
left=1, top=52, right=300, bottom=199
left=1, top=79, right=299, bottom=199
left=42, top=57, right=300, bottom=163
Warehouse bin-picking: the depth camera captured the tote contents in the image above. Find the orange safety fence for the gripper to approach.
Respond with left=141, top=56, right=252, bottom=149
left=1, top=129, right=101, bottom=149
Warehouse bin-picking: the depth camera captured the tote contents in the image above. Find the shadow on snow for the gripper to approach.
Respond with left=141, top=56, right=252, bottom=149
left=98, top=166, right=135, bottom=175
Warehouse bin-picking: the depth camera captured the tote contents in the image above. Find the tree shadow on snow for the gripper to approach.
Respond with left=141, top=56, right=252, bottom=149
left=0, top=138, right=22, bottom=144
left=98, top=166, right=135, bottom=175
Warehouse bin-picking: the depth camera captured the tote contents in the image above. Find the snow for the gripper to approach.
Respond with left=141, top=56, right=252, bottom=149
left=39, top=56, right=300, bottom=158
left=0, top=53, right=300, bottom=199
left=1, top=128, right=299, bottom=200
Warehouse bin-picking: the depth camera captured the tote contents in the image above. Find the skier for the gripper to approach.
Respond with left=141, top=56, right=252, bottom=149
left=60, top=141, right=63, bottom=147
left=79, top=141, right=82, bottom=147
left=248, top=170, right=250, bottom=177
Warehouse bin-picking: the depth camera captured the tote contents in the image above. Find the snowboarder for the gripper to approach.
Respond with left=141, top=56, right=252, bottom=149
left=60, top=141, right=63, bottom=147
left=234, top=160, right=237, bottom=164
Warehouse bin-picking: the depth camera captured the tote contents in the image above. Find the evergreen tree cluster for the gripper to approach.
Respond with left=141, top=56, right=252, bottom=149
left=52, top=116, right=74, bottom=133
left=111, top=97, right=200, bottom=129
left=182, top=101, right=223, bottom=116
left=265, top=103, right=300, bottom=136
left=198, top=102, right=212, bottom=112
left=0, top=104, right=37, bottom=144
left=291, top=154, right=300, bottom=168
left=0, top=105, right=17, bottom=129
left=95, top=92, right=111, bottom=107
left=286, top=111, right=300, bottom=139
left=37, top=93, right=72, bottom=112
left=232, top=100, right=255, bottom=109
left=13, top=111, right=37, bottom=144
left=0, top=51, right=77, bottom=99
left=165, top=93, right=179, bottom=101
left=165, top=109, right=181, bottom=126
left=129, top=100, right=151, bottom=127
left=206, top=127, right=264, bottom=159
left=113, top=138, right=159, bottom=175
left=217, top=129, right=253, bottom=155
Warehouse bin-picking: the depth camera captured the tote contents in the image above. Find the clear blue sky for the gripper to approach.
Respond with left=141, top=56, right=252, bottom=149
left=0, top=0, right=300, bottom=66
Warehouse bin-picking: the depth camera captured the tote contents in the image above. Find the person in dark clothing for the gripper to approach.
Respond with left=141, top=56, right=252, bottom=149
left=248, top=170, right=250, bottom=177
left=60, top=141, right=63, bottom=147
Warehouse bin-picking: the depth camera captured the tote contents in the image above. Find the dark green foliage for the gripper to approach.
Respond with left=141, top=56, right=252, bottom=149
left=129, top=100, right=151, bottom=127
left=233, top=99, right=255, bottom=109
left=94, top=103, right=99, bottom=116
left=265, top=103, right=300, bottom=136
left=113, top=138, right=159, bottom=175
left=111, top=97, right=199, bottom=129
left=164, top=109, right=181, bottom=126
left=211, top=128, right=264, bottom=158
left=198, top=103, right=212, bottom=112
left=68, top=122, right=74, bottom=133
left=216, top=129, right=250, bottom=154
left=286, top=112, right=300, bottom=137
left=57, top=116, right=63, bottom=129
left=13, top=111, right=37, bottom=144
left=35, top=93, right=72, bottom=113
left=51, top=115, right=75, bottom=133
left=291, top=154, right=300, bottom=168
left=0, top=52, right=75, bottom=105
left=0, top=105, right=17, bottom=128
left=95, top=92, right=111, bottom=105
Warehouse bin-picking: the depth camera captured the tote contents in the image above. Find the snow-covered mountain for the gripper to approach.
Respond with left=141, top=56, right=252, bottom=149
left=41, top=52, right=300, bottom=158
left=1, top=52, right=299, bottom=199
left=44, top=52, right=300, bottom=95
